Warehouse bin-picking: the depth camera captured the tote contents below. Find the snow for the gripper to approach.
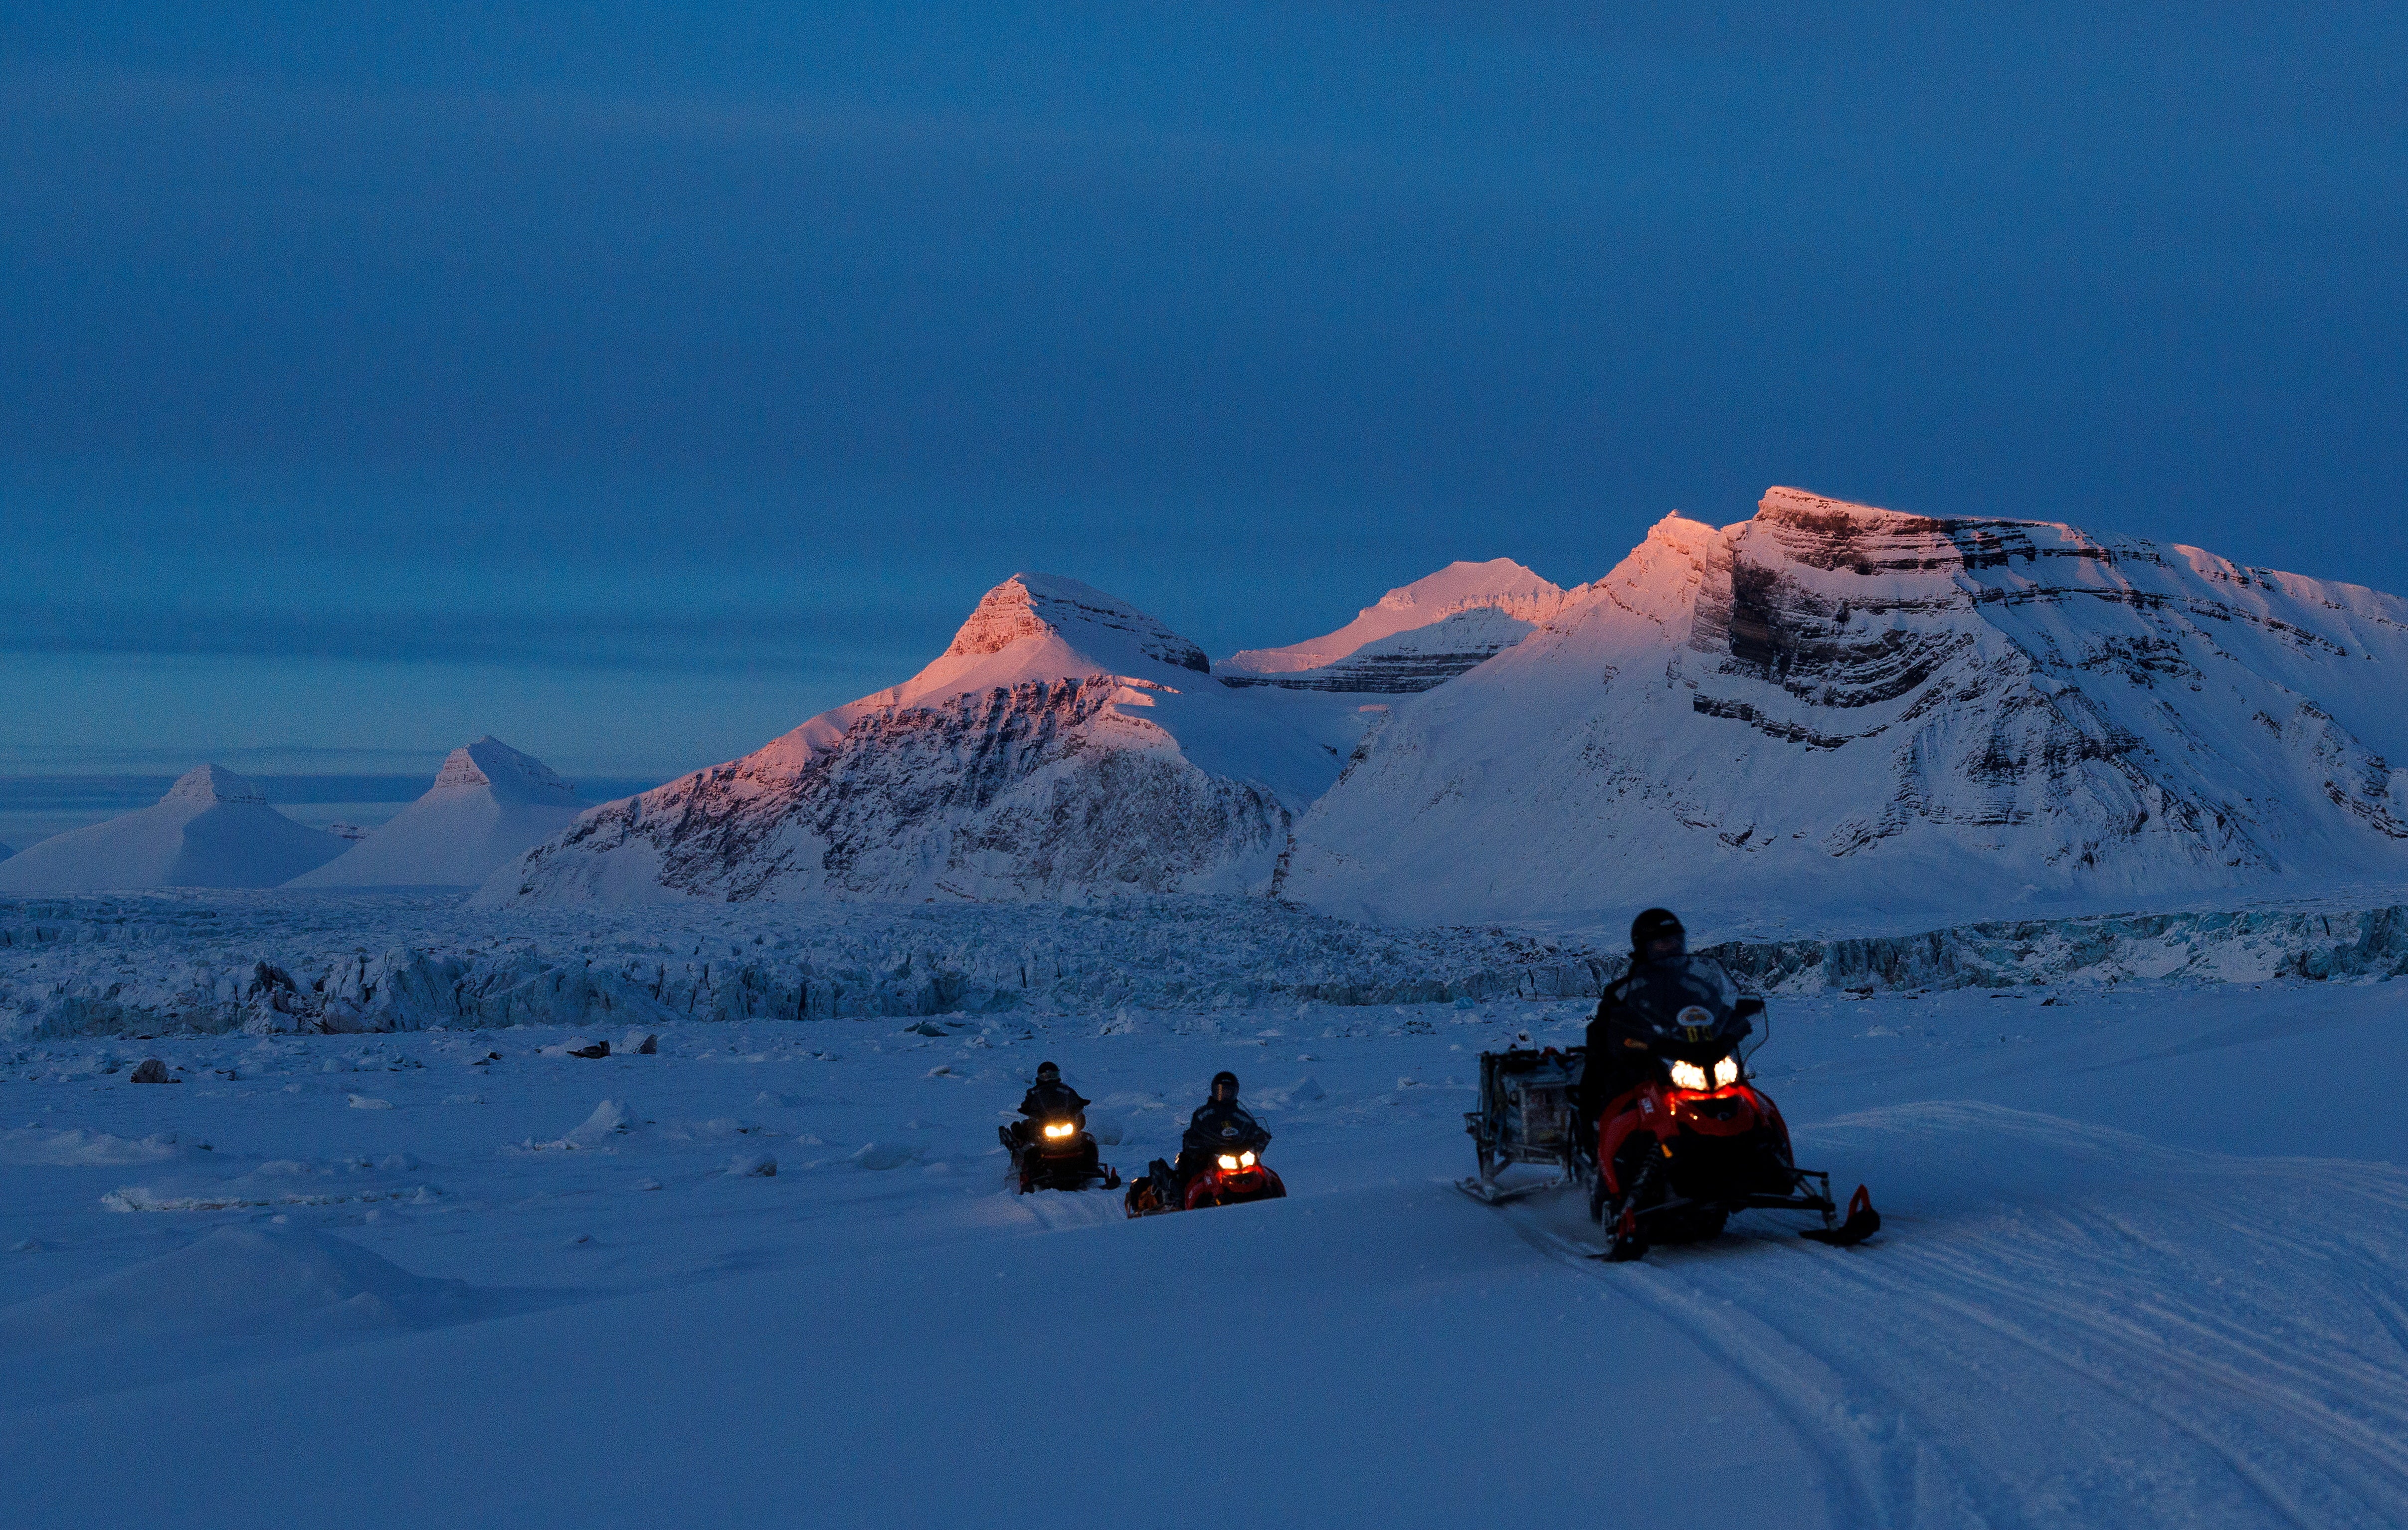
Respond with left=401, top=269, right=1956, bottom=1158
left=285, top=737, right=587, bottom=888
left=479, top=491, right=2408, bottom=920
left=11, top=495, right=2408, bottom=1522
left=1284, top=489, right=2408, bottom=932
left=1223, top=557, right=1569, bottom=678
left=3, top=899, right=2406, bottom=1526
left=0, top=765, right=346, bottom=893
left=484, top=573, right=1360, bottom=905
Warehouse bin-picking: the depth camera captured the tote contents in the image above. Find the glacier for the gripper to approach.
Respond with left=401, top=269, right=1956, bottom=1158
left=5, top=889, right=2405, bottom=1042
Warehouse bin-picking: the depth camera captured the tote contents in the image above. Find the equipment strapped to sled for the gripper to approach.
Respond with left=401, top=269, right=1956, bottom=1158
left=1457, top=1045, right=1594, bottom=1204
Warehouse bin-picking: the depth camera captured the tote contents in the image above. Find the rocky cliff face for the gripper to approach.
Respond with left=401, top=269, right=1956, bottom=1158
left=1281, top=488, right=2408, bottom=929
left=498, top=678, right=1293, bottom=903
left=1222, top=558, right=1572, bottom=691
left=1222, top=607, right=1557, bottom=693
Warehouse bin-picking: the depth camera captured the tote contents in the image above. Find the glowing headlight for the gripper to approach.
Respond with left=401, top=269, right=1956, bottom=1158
left=1217, top=1153, right=1241, bottom=1171
left=1239, top=1151, right=1257, bottom=1168
left=1042, top=1120, right=1076, bottom=1140
left=1668, top=1059, right=1710, bottom=1091
left=1714, top=1055, right=1740, bottom=1087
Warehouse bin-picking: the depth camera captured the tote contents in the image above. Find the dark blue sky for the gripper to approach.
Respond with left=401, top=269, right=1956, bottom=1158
left=5, top=2, right=2404, bottom=779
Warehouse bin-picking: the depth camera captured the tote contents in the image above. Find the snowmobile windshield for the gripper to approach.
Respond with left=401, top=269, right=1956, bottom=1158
left=1619, top=957, right=1751, bottom=1061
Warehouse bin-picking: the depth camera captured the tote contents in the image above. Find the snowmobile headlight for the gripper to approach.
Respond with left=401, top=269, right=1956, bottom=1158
left=1667, top=1059, right=1710, bottom=1092
left=1239, top=1151, right=1257, bottom=1168
left=1042, top=1120, right=1076, bottom=1140
left=1217, top=1153, right=1241, bottom=1171
left=1714, top=1055, right=1740, bottom=1088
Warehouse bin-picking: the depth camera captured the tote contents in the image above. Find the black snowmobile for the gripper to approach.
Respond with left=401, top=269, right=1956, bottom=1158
left=1000, top=1111, right=1119, bottom=1194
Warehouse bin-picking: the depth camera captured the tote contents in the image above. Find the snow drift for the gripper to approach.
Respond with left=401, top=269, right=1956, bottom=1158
left=483, top=574, right=1355, bottom=905
left=0, top=765, right=346, bottom=892
left=1283, top=488, right=2408, bottom=927
left=1220, top=558, right=1572, bottom=692
left=0, top=1224, right=492, bottom=1409
left=287, top=737, right=587, bottom=888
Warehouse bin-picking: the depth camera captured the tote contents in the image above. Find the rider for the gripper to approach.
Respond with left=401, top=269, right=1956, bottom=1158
left=1007, top=1061, right=1090, bottom=1150
left=1578, top=908, right=1696, bottom=1129
left=1169, top=1070, right=1270, bottom=1196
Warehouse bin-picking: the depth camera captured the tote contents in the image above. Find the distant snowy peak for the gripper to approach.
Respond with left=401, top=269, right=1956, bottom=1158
left=0, top=764, right=342, bottom=892
left=944, top=573, right=1208, bottom=674
left=1222, top=558, right=1570, bottom=691
left=433, top=736, right=580, bottom=803
left=163, top=763, right=268, bottom=806
left=285, top=737, right=588, bottom=888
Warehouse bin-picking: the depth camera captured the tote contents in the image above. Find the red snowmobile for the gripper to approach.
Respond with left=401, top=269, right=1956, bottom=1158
left=1463, top=965, right=1877, bottom=1261
left=1122, top=1147, right=1287, bottom=1216
left=1589, top=980, right=1878, bottom=1260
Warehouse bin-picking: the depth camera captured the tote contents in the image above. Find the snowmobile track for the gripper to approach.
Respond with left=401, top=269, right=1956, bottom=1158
left=1502, top=1104, right=2408, bottom=1529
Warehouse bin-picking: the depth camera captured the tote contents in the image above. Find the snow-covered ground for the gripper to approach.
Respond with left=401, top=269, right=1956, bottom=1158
left=4, top=892, right=2407, bottom=1527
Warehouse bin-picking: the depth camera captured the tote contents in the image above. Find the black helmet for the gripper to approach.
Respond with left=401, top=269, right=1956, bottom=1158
left=1631, top=908, right=1686, bottom=962
left=1210, top=1070, right=1239, bottom=1102
left=1035, top=1060, right=1061, bottom=1082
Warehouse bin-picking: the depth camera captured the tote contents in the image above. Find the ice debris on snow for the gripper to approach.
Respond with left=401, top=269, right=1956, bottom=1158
left=849, top=1141, right=917, bottom=1171
left=0, top=1128, right=194, bottom=1166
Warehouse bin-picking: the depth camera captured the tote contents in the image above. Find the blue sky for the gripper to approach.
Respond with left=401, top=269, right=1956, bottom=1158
left=5, top=2, right=2404, bottom=781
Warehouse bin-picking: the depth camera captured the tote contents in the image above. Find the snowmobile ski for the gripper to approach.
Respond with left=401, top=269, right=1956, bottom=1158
left=1800, top=1183, right=1881, bottom=1246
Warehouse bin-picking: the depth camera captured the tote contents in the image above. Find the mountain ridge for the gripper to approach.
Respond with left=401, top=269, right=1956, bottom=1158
left=1279, top=488, right=2408, bottom=928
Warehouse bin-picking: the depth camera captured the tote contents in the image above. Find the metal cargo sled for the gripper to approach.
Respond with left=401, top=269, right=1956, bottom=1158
left=1459, top=1045, right=1592, bottom=1204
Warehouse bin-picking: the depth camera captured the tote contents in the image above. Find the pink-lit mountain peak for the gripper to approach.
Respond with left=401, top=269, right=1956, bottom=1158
left=1224, top=557, right=1566, bottom=676
left=937, top=572, right=1208, bottom=674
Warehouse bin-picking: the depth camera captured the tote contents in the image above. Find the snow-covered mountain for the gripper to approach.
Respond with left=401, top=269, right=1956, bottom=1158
left=1221, top=558, right=1569, bottom=692
left=1281, top=488, right=2408, bottom=930
left=483, top=575, right=1355, bottom=905
left=286, top=737, right=588, bottom=888
left=0, top=765, right=346, bottom=892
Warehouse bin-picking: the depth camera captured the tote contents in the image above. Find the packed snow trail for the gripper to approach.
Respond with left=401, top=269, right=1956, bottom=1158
left=1508, top=1104, right=2408, bottom=1529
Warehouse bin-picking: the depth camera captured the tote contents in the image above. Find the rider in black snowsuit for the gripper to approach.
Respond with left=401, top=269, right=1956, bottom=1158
left=1007, top=1061, right=1090, bottom=1150
left=1579, top=908, right=1693, bottom=1129
left=1168, top=1071, right=1270, bottom=1196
